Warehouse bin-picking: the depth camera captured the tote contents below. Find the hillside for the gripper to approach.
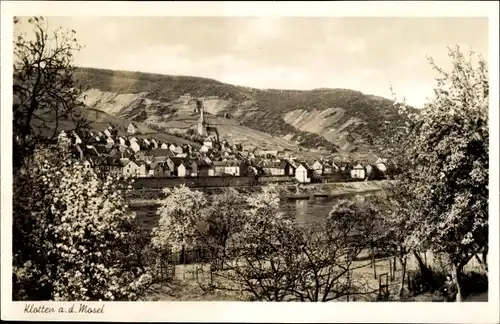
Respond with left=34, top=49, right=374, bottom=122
left=74, top=67, right=409, bottom=157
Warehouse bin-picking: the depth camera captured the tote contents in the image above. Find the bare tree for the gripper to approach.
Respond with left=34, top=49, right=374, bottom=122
left=197, top=192, right=378, bottom=302
left=13, top=16, right=88, bottom=169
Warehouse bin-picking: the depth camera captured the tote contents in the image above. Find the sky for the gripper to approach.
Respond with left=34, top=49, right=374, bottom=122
left=14, top=16, right=489, bottom=108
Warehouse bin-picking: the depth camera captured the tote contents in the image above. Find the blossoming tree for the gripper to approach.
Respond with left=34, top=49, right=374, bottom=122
left=392, top=46, right=489, bottom=301
left=13, top=142, right=152, bottom=301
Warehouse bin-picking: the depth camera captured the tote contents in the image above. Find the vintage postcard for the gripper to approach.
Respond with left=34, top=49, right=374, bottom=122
left=1, top=1, right=499, bottom=323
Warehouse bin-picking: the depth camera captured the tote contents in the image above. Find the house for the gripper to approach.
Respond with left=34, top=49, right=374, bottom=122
left=198, top=160, right=214, bottom=177
left=339, top=162, right=352, bottom=172
left=350, top=164, right=366, bottom=179
left=200, top=144, right=210, bottom=153
left=311, top=161, right=324, bottom=176
left=295, top=162, right=313, bottom=183
left=224, top=160, right=248, bottom=177
left=118, top=136, right=127, bottom=145
left=127, top=122, right=138, bottom=134
left=177, top=162, right=189, bottom=178
left=262, top=161, right=281, bottom=176
left=213, top=161, right=227, bottom=176
left=104, top=129, right=112, bottom=137
left=150, top=148, right=175, bottom=159
left=365, top=164, right=373, bottom=176
left=135, top=160, right=149, bottom=177
left=161, top=143, right=170, bottom=149
left=163, top=158, right=176, bottom=175
left=122, top=160, right=140, bottom=177
left=148, top=161, right=165, bottom=177
left=262, top=161, right=293, bottom=176
left=169, top=144, right=177, bottom=152
left=375, top=157, right=388, bottom=172
left=203, top=138, right=214, bottom=148
left=189, top=160, right=199, bottom=177
left=130, top=141, right=141, bottom=153
left=105, top=141, right=114, bottom=150
left=324, top=161, right=340, bottom=174
left=150, top=138, right=159, bottom=149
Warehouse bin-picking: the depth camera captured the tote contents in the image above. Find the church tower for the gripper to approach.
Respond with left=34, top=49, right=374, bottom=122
left=197, top=100, right=208, bottom=137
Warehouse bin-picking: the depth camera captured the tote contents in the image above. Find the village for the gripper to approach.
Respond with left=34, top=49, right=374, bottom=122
left=58, top=116, right=394, bottom=184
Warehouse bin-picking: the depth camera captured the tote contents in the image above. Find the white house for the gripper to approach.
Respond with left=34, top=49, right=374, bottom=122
left=224, top=160, right=247, bottom=176
left=375, top=157, right=388, bottom=172
left=200, top=145, right=211, bottom=153
left=169, top=144, right=177, bottom=152
left=350, top=164, right=366, bottom=179
left=177, top=162, right=188, bottom=177
left=161, top=143, right=169, bottom=149
left=118, top=137, right=126, bottom=146
left=104, top=129, right=112, bottom=137
left=312, top=161, right=323, bottom=175
left=173, top=146, right=184, bottom=155
left=106, top=137, right=115, bottom=146
left=127, top=123, right=137, bottom=134
left=295, top=164, right=312, bottom=183
left=151, top=139, right=159, bottom=149
left=130, top=141, right=141, bottom=153
left=135, top=161, right=149, bottom=177
left=122, top=160, right=139, bottom=177
left=203, top=138, right=214, bottom=148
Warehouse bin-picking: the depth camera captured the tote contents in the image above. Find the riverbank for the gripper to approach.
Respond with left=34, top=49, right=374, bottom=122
left=128, top=180, right=396, bottom=206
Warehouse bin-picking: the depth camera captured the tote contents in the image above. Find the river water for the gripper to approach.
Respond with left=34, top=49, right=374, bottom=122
left=131, top=191, right=380, bottom=231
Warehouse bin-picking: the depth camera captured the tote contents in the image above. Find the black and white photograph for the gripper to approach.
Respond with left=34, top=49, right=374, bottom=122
left=1, top=1, right=499, bottom=323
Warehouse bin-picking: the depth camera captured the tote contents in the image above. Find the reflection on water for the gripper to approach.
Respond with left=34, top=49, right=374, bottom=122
left=281, top=193, right=374, bottom=232
left=133, top=191, right=381, bottom=231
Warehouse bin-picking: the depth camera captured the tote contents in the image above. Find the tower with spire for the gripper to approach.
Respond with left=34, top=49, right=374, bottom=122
left=197, top=99, right=208, bottom=137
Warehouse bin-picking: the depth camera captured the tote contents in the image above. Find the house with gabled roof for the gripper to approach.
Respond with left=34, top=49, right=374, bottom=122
left=127, top=122, right=138, bottom=134
left=135, top=160, right=149, bottom=177
left=121, top=160, right=139, bottom=177
left=177, top=161, right=189, bottom=178
left=224, top=159, right=247, bottom=177
left=350, top=163, right=366, bottom=179
left=295, top=162, right=313, bottom=183
left=213, top=160, right=227, bottom=176
left=130, top=140, right=141, bottom=153
left=375, top=157, right=388, bottom=172
left=197, top=159, right=214, bottom=177
left=148, top=161, right=165, bottom=177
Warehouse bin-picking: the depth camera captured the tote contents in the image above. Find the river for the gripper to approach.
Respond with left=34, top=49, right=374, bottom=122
left=130, top=191, right=381, bottom=231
